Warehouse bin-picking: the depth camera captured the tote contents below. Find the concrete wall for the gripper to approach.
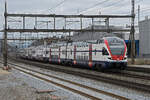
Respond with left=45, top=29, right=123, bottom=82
left=139, top=19, right=150, bottom=58
left=0, top=40, right=2, bottom=54
left=128, top=58, right=150, bottom=65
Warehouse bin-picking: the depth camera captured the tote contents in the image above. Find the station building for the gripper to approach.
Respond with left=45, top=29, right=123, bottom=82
left=0, top=40, right=2, bottom=54
left=139, top=17, right=150, bottom=58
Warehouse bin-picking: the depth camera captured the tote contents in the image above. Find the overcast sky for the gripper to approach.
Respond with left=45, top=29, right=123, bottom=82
left=0, top=0, right=149, bottom=37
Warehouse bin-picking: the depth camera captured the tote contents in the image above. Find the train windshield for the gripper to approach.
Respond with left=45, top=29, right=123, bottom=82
left=106, top=37, right=125, bottom=55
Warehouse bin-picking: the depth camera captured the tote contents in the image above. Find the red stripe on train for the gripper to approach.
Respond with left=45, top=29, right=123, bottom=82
left=58, top=47, right=61, bottom=64
left=49, top=48, right=52, bottom=63
left=74, top=45, right=77, bottom=65
left=89, top=44, right=92, bottom=67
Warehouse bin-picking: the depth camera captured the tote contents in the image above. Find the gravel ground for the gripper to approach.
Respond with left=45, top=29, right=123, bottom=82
left=0, top=66, right=88, bottom=100
left=36, top=69, right=150, bottom=100
left=0, top=68, right=38, bottom=100
left=12, top=62, right=150, bottom=100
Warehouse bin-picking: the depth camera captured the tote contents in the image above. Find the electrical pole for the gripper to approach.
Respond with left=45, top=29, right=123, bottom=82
left=105, top=18, right=109, bottom=33
left=138, top=5, right=140, bottom=25
left=3, top=2, right=8, bottom=68
left=131, top=0, right=135, bottom=64
left=99, top=11, right=101, bottom=25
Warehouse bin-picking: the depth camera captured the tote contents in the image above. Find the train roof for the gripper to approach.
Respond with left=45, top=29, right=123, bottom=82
left=24, top=36, right=123, bottom=49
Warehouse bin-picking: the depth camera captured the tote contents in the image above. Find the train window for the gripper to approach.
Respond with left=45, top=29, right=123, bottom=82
left=71, top=49, right=72, bottom=55
left=102, top=48, right=109, bottom=55
left=46, top=51, right=49, bottom=54
left=95, top=49, right=96, bottom=55
left=106, top=37, right=124, bottom=46
left=32, top=51, right=35, bottom=54
left=100, top=39, right=104, bottom=43
left=101, top=39, right=104, bottom=43
left=62, top=50, right=66, bottom=55
left=97, top=39, right=104, bottom=44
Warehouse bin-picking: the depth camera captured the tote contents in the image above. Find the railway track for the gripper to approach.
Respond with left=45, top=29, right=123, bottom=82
left=0, top=61, right=129, bottom=100
left=107, top=71, right=150, bottom=81
left=126, top=66, right=150, bottom=74
left=8, top=58, right=150, bottom=93
left=12, top=58, right=150, bottom=81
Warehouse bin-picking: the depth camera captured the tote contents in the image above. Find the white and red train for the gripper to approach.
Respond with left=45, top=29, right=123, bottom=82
left=20, top=36, right=128, bottom=70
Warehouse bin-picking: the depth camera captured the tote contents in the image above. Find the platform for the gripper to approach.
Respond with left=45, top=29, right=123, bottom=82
left=128, top=59, right=150, bottom=65
left=127, top=65, right=150, bottom=73
left=0, top=68, right=10, bottom=75
left=128, top=65, right=150, bottom=69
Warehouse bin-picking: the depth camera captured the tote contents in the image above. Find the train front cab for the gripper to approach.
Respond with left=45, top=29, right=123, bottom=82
left=101, top=37, right=127, bottom=70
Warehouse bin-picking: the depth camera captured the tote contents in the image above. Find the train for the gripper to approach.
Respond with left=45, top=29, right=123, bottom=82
left=19, top=36, right=128, bottom=71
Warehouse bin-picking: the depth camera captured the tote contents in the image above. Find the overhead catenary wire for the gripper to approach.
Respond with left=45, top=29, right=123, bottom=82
left=51, top=0, right=112, bottom=32
left=35, top=0, right=69, bottom=14
left=35, top=0, right=131, bottom=26
left=110, top=0, right=145, bottom=16
left=136, top=0, right=143, bottom=4
left=61, top=0, right=117, bottom=26
left=49, top=0, right=69, bottom=12
left=101, top=0, right=126, bottom=11
left=135, top=7, right=150, bottom=19
left=79, top=0, right=143, bottom=15
left=54, top=0, right=111, bottom=25
left=78, top=0, right=110, bottom=14
left=101, top=0, right=143, bottom=15
left=62, top=0, right=128, bottom=28
left=80, top=0, right=128, bottom=14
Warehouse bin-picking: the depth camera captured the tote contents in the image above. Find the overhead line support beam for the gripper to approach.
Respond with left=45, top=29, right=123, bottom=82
left=5, top=29, right=131, bottom=33
left=6, top=14, right=132, bottom=18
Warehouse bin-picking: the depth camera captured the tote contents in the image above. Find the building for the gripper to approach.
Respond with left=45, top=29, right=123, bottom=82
left=139, top=17, right=150, bottom=58
left=0, top=40, right=2, bottom=54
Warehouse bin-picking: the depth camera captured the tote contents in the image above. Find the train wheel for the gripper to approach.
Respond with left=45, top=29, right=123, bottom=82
left=62, top=61, right=65, bottom=66
left=120, top=66, right=126, bottom=70
left=96, top=64, right=104, bottom=72
left=69, top=62, right=73, bottom=66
